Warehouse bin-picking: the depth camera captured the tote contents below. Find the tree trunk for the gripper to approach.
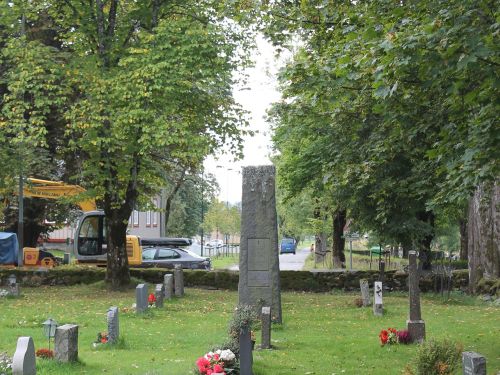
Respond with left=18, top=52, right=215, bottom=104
left=164, top=171, right=186, bottom=235
left=105, top=211, right=131, bottom=289
left=467, top=182, right=500, bottom=293
left=416, top=211, right=435, bottom=270
left=332, top=208, right=346, bottom=268
left=459, top=217, right=468, bottom=261
left=314, top=233, right=327, bottom=264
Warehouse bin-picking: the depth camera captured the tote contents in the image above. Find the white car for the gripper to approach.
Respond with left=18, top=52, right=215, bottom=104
left=208, top=239, right=224, bottom=248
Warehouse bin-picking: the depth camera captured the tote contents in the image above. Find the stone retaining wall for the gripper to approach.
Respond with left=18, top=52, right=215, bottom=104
left=0, top=267, right=471, bottom=293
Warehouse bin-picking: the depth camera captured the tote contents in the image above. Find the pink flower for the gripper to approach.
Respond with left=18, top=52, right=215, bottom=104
left=196, top=357, right=210, bottom=374
left=213, top=364, right=225, bottom=373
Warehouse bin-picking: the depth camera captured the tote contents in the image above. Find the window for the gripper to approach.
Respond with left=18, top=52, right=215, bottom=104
left=142, top=248, right=157, bottom=260
left=153, top=198, right=158, bottom=227
left=133, top=210, right=139, bottom=227
left=157, top=248, right=180, bottom=260
left=146, top=210, right=151, bottom=227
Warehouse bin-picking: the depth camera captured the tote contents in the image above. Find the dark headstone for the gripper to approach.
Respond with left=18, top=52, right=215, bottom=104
left=164, top=274, right=173, bottom=300
left=239, top=325, right=253, bottom=375
left=54, top=324, right=78, bottom=362
left=107, top=307, right=119, bottom=344
left=63, top=253, right=71, bottom=265
left=260, top=306, right=271, bottom=349
left=407, top=251, right=425, bottom=343
left=462, top=352, right=487, bottom=375
left=174, top=265, right=184, bottom=297
left=136, top=283, right=148, bottom=313
left=238, top=165, right=282, bottom=323
left=360, top=279, right=371, bottom=307
left=12, top=337, right=36, bottom=375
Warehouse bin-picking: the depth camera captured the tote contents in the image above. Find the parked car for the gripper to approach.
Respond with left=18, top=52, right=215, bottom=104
left=207, top=239, right=224, bottom=248
left=136, top=238, right=211, bottom=270
left=280, top=238, right=296, bottom=255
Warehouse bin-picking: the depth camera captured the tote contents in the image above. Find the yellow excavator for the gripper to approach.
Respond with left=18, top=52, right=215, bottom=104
left=1, top=178, right=142, bottom=267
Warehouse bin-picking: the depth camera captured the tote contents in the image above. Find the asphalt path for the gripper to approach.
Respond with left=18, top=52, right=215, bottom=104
left=229, top=246, right=310, bottom=271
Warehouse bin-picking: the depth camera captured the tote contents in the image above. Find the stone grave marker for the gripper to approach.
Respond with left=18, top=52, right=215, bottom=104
left=8, top=274, right=20, bottom=297
left=373, top=281, right=383, bottom=316
left=63, top=253, right=71, bottom=265
left=360, top=279, right=371, bottom=307
left=238, top=165, right=282, bottom=323
left=54, top=324, right=78, bottom=362
left=164, top=274, right=174, bottom=300
left=260, top=306, right=271, bottom=349
left=462, top=352, right=487, bottom=375
left=407, top=251, right=425, bottom=343
left=174, top=265, right=184, bottom=297
left=107, top=307, right=119, bottom=344
left=136, top=283, right=148, bottom=313
left=155, top=284, right=164, bottom=308
left=239, top=325, right=253, bottom=375
left=12, top=336, right=36, bottom=375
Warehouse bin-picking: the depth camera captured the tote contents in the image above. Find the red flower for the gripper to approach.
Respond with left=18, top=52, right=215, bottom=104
left=101, top=337, right=108, bottom=344
left=196, top=357, right=210, bottom=374
left=379, top=329, right=389, bottom=345
left=213, top=354, right=220, bottom=361
left=148, top=293, right=156, bottom=305
left=213, top=364, right=225, bottom=373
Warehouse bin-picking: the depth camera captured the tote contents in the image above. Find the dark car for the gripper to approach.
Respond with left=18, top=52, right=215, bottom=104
left=137, top=238, right=211, bottom=270
left=280, top=237, right=297, bottom=255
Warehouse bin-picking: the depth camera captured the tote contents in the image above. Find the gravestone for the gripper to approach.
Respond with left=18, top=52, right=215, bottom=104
left=238, top=165, right=282, bottom=323
left=239, top=325, right=253, bottom=375
left=373, top=281, right=383, bottom=316
left=12, top=337, right=36, bottom=375
left=407, top=251, right=425, bottom=343
left=107, top=307, right=119, bottom=344
left=54, top=324, right=78, bottom=362
left=164, top=274, right=174, bottom=300
left=360, top=279, right=371, bottom=307
left=462, top=352, right=487, bottom=375
left=63, top=253, right=71, bottom=265
left=7, top=274, right=20, bottom=297
left=260, top=306, right=271, bottom=349
left=155, top=284, right=164, bottom=308
left=136, top=283, right=148, bottom=313
left=174, top=265, right=184, bottom=297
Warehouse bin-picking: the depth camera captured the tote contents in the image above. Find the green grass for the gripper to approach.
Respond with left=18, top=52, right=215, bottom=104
left=0, top=286, right=499, bottom=374
left=211, top=255, right=238, bottom=270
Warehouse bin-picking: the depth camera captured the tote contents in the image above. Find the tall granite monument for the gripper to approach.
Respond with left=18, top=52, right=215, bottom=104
left=238, top=165, right=282, bottom=323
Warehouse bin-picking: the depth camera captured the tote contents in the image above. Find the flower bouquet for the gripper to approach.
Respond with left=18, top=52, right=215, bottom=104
left=35, top=348, right=53, bottom=359
left=93, top=331, right=109, bottom=347
left=196, top=349, right=237, bottom=375
left=148, top=293, right=156, bottom=307
left=379, top=328, right=411, bottom=346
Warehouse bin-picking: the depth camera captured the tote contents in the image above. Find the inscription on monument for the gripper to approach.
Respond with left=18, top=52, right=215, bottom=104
left=248, top=271, right=270, bottom=287
left=248, top=238, right=270, bottom=271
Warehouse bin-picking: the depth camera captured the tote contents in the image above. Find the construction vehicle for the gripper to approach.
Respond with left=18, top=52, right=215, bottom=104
left=1, top=178, right=142, bottom=267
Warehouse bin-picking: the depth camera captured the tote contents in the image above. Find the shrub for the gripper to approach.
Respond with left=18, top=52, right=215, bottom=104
left=0, top=352, right=12, bottom=375
left=405, top=339, right=462, bottom=375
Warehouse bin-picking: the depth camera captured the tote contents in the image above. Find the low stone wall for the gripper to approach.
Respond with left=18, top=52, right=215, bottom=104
left=0, top=267, right=471, bottom=293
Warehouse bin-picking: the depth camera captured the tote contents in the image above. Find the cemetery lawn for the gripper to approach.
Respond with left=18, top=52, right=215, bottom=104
left=1, top=285, right=499, bottom=375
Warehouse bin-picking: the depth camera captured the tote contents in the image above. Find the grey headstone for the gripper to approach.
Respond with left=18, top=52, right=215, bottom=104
left=136, top=283, right=148, bottom=313
left=462, top=352, right=487, bottom=375
left=63, top=253, right=71, bottom=265
left=107, top=307, right=119, bottom=344
left=155, top=284, right=164, bottom=308
left=12, top=336, right=36, bottom=375
left=239, top=325, right=253, bottom=375
left=238, top=166, right=282, bottom=323
left=7, top=274, right=19, bottom=297
left=373, top=281, right=383, bottom=316
left=260, top=306, right=271, bottom=349
left=54, top=324, right=78, bottom=362
left=407, top=251, right=425, bottom=343
left=360, top=279, right=371, bottom=307
left=163, top=274, right=174, bottom=300
left=174, top=265, right=184, bottom=297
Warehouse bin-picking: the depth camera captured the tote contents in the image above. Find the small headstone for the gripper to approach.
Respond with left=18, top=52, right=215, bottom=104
left=164, top=274, right=174, bottom=299
left=174, top=265, right=184, bottom=297
left=12, top=337, right=36, bottom=375
left=407, top=251, right=425, bottom=343
left=462, top=352, right=487, bottom=375
left=107, top=307, right=119, bottom=344
left=155, top=284, right=164, bottom=308
left=239, top=325, right=253, bottom=375
left=7, top=274, right=20, bottom=297
left=63, top=253, right=71, bottom=265
left=54, top=324, right=78, bottom=362
left=136, top=283, right=148, bottom=313
left=360, top=279, right=371, bottom=307
left=373, top=281, right=383, bottom=316
left=238, top=165, right=282, bottom=323
left=260, top=306, right=271, bottom=349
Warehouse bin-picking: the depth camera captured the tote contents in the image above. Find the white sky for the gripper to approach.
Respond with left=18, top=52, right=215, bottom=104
left=204, top=35, right=285, bottom=204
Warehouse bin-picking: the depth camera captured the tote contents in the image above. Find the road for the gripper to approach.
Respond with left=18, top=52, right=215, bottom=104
left=229, top=246, right=310, bottom=271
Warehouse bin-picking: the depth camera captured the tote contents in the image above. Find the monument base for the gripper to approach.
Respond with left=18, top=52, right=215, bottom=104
left=373, top=304, right=383, bottom=316
left=407, top=319, right=426, bottom=343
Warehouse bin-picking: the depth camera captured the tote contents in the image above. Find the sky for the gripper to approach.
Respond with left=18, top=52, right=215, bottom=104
left=204, top=35, right=284, bottom=204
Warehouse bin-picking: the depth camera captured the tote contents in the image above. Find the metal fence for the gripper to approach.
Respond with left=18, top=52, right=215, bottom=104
left=204, top=244, right=240, bottom=259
